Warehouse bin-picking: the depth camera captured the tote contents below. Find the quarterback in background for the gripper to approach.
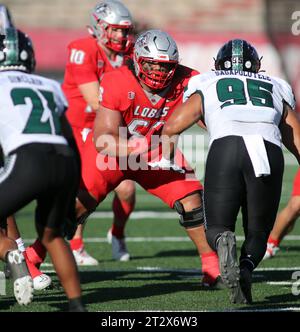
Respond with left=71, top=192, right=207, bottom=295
left=25, top=0, right=136, bottom=267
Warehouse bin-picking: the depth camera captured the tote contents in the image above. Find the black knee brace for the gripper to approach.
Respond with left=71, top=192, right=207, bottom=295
left=174, top=201, right=204, bottom=229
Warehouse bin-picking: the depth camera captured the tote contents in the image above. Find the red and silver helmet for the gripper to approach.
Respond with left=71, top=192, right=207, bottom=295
left=89, top=0, right=133, bottom=53
left=133, top=29, right=179, bottom=90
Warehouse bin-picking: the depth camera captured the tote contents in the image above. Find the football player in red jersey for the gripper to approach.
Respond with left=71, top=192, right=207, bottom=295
left=25, top=1, right=136, bottom=266
left=81, top=29, right=221, bottom=287
left=264, top=168, right=300, bottom=259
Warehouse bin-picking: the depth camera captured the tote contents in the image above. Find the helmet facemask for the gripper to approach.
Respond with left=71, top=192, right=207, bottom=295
left=135, top=56, right=178, bottom=90
left=95, top=19, right=133, bottom=52
left=133, top=29, right=179, bottom=91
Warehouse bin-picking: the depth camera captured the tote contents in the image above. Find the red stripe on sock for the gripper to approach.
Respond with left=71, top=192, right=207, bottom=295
left=26, top=239, right=46, bottom=266
left=23, top=252, right=42, bottom=278
left=201, top=251, right=220, bottom=281
left=268, top=236, right=280, bottom=247
left=70, top=238, right=84, bottom=251
left=111, top=197, right=134, bottom=238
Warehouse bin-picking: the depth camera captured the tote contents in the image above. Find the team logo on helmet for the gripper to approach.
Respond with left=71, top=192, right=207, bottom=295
left=95, top=3, right=111, bottom=18
left=136, top=31, right=151, bottom=48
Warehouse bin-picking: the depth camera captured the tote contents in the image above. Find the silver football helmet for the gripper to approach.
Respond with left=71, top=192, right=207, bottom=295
left=133, top=29, right=179, bottom=90
left=89, top=0, right=133, bottom=52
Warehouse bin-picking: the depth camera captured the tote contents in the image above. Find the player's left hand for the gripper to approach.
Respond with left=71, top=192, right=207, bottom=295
left=148, top=157, right=186, bottom=174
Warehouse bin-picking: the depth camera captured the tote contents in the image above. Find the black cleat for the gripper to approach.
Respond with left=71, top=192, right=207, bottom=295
left=69, top=304, right=87, bottom=312
left=217, top=231, right=247, bottom=304
left=68, top=298, right=87, bottom=312
left=240, top=268, right=253, bottom=304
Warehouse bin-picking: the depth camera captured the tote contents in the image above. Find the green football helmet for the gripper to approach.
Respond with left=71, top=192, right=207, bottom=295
left=0, top=27, right=36, bottom=73
left=215, top=39, right=261, bottom=73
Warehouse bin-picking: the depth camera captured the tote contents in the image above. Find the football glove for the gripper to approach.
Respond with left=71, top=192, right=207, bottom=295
left=148, top=157, right=185, bottom=174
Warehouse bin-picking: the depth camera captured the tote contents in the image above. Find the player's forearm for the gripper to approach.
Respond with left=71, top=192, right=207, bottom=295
left=78, top=81, right=100, bottom=112
left=283, top=134, right=300, bottom=164
left=281, top=108, right=300, bottom=164
left=94, top=133, right=127, bottom=157
left=160, top=133, right=178, bottom=161
left=94, top=133, right=147, bottom=157
left=161, top=116, right=187, bottom=160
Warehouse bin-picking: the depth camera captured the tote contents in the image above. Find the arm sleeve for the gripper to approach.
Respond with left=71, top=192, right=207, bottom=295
left=275, top=77, right=296, bottom=110
left=51, top=80, right=68, bottom=115
left=183, top=74, right=203, bottom=102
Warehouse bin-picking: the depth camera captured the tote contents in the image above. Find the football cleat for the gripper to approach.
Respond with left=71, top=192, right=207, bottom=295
left=6, top=250, right=34, bottom=305
left=240, top=268, right=253, bottom=304
left=217, top=231, right=247, bottom=304
left=263, top=242, right=280, bottom=260
left=33, top=273, right=52, bottom=291
left=107, top=229, right=130, bottom=261
left=72, top=247, right=99, bottom=266
left=23, top=251, right=51, bottom=290
left=201, top=274, right=226, bottom=290
left=69, top=298, right=88, bottom=312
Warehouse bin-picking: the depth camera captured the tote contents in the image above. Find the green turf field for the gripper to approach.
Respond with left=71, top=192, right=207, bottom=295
left=0, top=149, right=300, bottom=312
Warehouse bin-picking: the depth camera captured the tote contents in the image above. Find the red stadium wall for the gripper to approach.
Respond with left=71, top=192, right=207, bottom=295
left=26, top=28, right=300, bottom=112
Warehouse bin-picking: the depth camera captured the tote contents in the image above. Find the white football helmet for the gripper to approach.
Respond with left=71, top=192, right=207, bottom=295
left=89, top=0, right=133, bottom=52
left=133, top=29, right=179, bottom=90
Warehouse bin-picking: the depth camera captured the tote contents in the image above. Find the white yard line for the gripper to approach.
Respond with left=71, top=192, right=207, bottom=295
left=266, top=281, right=294, bottom=285
left=39, top=265, right=300, bottom=273
left=91, top=211, right=177, bottom=219
left=217, top=307, right=300, bottom=312
left=23, top=233, right=300, bottom=244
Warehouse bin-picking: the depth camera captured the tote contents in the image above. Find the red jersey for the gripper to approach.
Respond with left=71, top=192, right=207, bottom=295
left=62, top=36, right=128, bottom=129
left=100, top=64, right=199, bottom=139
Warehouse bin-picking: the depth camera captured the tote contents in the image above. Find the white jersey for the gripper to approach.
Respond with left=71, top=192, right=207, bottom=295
left=0, top=70, right=68, bottom=156
left=184, top=70, right=296, bottom=148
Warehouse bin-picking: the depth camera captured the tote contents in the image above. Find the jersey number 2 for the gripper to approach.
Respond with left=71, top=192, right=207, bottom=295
left=11, top=88, right=61, bottom=134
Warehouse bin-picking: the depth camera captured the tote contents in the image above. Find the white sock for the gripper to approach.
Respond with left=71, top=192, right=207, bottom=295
left=15, top=237, right=26, bottom=253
